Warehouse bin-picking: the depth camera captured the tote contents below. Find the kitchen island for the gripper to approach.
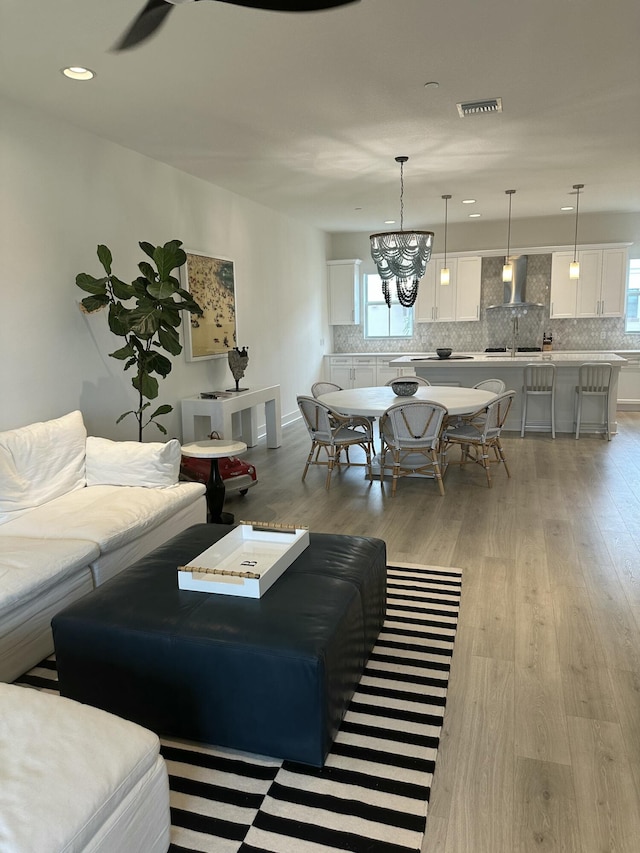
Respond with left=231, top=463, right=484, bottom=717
left=392, top=352, right=626, bottom=436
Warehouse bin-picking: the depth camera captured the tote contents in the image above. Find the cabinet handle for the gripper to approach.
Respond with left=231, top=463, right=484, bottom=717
left=476, top=305, right=479, bottom=319
left=551, top=301, right=554, bottom=316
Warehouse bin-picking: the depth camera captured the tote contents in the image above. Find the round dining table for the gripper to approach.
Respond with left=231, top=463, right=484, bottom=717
left=317, top=385, right=496, bottom=418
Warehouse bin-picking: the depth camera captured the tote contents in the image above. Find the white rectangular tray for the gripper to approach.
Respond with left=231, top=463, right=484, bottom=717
left=177, top=523, right=309, bottom=598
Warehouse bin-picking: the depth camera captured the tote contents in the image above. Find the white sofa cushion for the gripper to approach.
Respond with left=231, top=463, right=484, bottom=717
left=86, top=436, right=181, bottom=488
left=0, top=683, right=169, bottom=853
left=0, top=482, right=206, bottom=553
left=0, top=537, right=99, bottom=620
left=0, top=411, right=87, bottom=525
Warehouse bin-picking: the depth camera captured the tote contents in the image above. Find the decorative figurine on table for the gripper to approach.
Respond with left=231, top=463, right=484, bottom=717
left=227, top=346, right=249, bottom=392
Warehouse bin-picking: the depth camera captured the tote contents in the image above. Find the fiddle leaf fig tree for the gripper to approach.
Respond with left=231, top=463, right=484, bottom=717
left=76, top=240, right=202, bottom=440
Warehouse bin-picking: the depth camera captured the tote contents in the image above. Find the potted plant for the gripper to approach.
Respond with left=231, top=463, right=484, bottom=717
left=76, top=240, right=202, bottom=440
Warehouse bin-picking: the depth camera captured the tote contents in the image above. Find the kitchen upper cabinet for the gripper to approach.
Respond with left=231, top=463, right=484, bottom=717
left=550, top=248, right=627, bottom=319
left=455, top=256, right=482, bottom=321
left=327, top=259, right=361, bottom=325
left=416, top=256, right=481, bottom=323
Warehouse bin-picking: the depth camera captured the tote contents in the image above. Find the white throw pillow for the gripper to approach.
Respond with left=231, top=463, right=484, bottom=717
left=85, top=436, right=181, bottom=488
left=0, top=411, right=87, bottom=525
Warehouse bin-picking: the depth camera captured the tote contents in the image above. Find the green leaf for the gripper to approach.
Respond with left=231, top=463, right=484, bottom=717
left=139, top=241, right=155, bottom=260
left=146, top=350, right=173, bottom=377
left=150, top=404, right=173, bottom=418
left=147, top=279, right=178, bottom=300
left=116, top=410, right=134, bottom=424
left=133, top=371, right=159, bottom=400
left=81, top=294, right=110, bottom=313
left=138, top=261, right=156, bottom=283
left=76, top=273, right=108, bottom=295
left=97, top=245, right=112, bottom=274
left=127, top=306, right=161, bottom=337
left=158, top=325, right=182, bottom=355
left=110, top=343, right=135, bottom=360
left=124, top=357, right=137, bottom=370
left=154, top=240, right=186, bottom=280
left=151, top=421, right=168, bottom=435
left=110, top=277, right=134, bottom=301
left=107, top=303, right=132, bottom=336
left=131, top=277, right=149, bottom=297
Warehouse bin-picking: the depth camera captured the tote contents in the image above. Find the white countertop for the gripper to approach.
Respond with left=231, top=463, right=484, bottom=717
left=392, top=351, right=627, bottom=366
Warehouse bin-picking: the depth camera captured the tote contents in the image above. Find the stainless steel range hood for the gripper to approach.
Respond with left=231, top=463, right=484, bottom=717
left=487, top=254, right=544, bottom=309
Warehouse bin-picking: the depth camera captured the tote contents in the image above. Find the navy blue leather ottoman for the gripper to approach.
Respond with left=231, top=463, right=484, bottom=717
left=52, top=524, right=386, bottom=767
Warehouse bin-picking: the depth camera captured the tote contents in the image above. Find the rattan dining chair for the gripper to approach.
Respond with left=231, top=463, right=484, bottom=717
left=384, top=376, right=431, bottom=386
left=311, top=381, right=342, bottom=398
left=473, top=378, right=506, bottom=394
left=442, top=390, right=515, bottom=487
left=378, top=400, right=448, bottom=496
left=575, top=362, right=613, bottom=440
left=521, top=363, right=556, bottom=438
left=297, top=395, right=374, bottom=490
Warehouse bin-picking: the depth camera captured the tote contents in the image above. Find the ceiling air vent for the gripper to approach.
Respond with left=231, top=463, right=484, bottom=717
left=457, top=97, right=503, bottom=118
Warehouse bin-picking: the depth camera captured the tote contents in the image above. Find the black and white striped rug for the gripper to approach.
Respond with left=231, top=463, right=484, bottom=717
left=17, top=563, right=461, bottom=853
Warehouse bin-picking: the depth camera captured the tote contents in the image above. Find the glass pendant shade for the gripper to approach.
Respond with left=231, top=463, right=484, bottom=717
left=370, top=156, right=434, bottom=308
left=503, top=189, right=516, bottom=285
left=570, top=183, right=584, bottom=281
left=440, top=194, right=451, bottom=286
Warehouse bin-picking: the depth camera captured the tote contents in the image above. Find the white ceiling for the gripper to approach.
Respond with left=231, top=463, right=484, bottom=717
left=1, top=0, right=639, bottom=233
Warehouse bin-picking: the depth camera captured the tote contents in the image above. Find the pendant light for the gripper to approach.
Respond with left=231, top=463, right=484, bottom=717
left=502, top=189, right=516, bottom=283
left=440, top=194, right=451, bottom=285
left=370, top=156, right=434, bottom=308
left=569, top=183, right=584, bottom=280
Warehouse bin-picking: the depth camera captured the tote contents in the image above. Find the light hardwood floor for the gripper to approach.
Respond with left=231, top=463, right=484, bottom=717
left=222, top=412, right=640, bottom=853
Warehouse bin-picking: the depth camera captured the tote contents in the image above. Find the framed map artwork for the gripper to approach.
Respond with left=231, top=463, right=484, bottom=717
left=181, top=252, right=238, bottom=361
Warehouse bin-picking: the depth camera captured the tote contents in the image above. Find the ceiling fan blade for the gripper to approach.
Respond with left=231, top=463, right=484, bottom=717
left=112, top=0, right=176, bottom=51
left=219, top=0, right=359, bottom=9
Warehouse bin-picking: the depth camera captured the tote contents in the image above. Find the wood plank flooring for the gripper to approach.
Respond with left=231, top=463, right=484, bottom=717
left=221, top=412, right=640, bottom=853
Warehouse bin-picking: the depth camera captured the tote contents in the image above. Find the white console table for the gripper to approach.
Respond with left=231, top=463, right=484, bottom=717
left=181, top=386, right=282, bottom=448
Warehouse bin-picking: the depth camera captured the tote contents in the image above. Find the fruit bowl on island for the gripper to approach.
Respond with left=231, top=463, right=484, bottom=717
left=436, top=348, right=452, bottom=359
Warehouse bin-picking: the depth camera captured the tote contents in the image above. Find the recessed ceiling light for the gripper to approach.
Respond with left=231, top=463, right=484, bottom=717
left=61, top=66, right=96, bottom=81
left=462, top=199, right=476, bottom=204
left=561, top=205, right=574, bottom=211
left=469, top=213, right=481, bottom=218
left=424, top=81, right=439, bottom=89
left=384, top=219, right=396, bottom=225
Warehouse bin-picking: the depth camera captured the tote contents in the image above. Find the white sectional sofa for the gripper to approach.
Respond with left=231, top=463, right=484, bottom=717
left=0, top=410, right=206, bottom=682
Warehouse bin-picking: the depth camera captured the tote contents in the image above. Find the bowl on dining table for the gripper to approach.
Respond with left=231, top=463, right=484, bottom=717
left=436, top=347, right=452, bottom=359
left=391, top=379, right=419, bottom=397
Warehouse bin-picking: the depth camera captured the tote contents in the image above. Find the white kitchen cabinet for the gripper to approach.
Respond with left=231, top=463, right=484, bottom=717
left=375, top=357, right=417, bottom=385
left=550, top=248, right=627, bottom=319
left=454, top=256, right=482, bottom=321
left=616, top=352, right=640, bottom=411
left=328, top=356, right=376, bottom=388
left=416, top=255, right=481, bottom=323
left=327, top=259, right=361, bottom=325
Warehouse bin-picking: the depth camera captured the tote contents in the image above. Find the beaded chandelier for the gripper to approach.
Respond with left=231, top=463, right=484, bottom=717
left=370, top=156, right=434, bottom=308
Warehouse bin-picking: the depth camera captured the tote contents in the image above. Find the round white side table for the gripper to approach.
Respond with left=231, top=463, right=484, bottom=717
left=181, top=439, right=247, bottom=525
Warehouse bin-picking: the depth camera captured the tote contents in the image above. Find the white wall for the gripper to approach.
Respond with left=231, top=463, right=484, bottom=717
left=0, top=95, right=329, bottom=439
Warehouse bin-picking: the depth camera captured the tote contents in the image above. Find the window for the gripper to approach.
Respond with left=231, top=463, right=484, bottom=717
left=364, top=274, right=414, bottom=339
left=625, top=259, right=640, bottom=333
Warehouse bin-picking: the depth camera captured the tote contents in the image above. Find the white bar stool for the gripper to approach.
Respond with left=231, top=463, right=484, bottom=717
left=521, top=362, right=556, bottom=438
left=575, top=362, right=613, bottom=440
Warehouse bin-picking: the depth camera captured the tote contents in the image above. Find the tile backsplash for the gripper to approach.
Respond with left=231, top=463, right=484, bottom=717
left=333, top=255, right=640, bottom=353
